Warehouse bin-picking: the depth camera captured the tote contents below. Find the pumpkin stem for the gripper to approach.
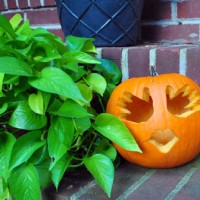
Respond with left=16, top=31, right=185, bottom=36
left=149, top=65, right=159, bottom=76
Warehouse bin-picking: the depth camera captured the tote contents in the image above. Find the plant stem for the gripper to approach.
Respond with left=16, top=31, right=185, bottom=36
left=98, top=94, right=105, bottom=112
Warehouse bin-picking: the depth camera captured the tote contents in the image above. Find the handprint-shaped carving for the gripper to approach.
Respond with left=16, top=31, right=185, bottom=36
left=117, top=87, right=153, bottom=122
left=166, top=85, right=200, bottom=117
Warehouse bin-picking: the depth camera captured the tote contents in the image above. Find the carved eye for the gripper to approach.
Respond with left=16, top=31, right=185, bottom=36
left=166, top=85, right=200, bottom=117
left=117, top=87, right=153, bottom=122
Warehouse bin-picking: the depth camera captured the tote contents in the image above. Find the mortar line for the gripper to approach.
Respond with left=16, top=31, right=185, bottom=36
left=165, top=159, right=200, bottom=200
left=199, top=24, right=200, bottom=41
left=15, top=0, right=19, bottom=8
left=149, top=48, right=157, bottom=70
left=31, top=24, right=62, bottom=29
left=116, top=169, right=157, bottom=200
left=171, top=2, right=177, bottom=21
left=96, top=48, right=103, bottom=59
left=40, top=0, right=44, bottom=7
left=27, top=0, right=31, bottom=7
left=70, top=180, right=96, bottom=200
left=179, top=48, right=188, bottom=75
left=121, top=48, right=129, bottom=81
left=3, top=0, right=8, bottom=10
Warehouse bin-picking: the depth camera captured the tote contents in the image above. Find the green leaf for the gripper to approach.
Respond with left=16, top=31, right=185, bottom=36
left=41, top=91, right=51, bottom=112
left=15, top=19, right=31, bottom=36
left=0, top=178, right=9, bottom=200
left=62, top=51, right=100, bottom=64
left=9, top=163, right=41, bottom=200
left=50, top=99, right=92, bottom=118
left=68, top=66, right=87, bottom=82
left=76, top=82, right=93, bottom=104
left=9, top=14, right=23, bottom=30
left=94, top=139, right=117, bottom=162
left=74, top=117, right=91, bottom=135
left=0, top=132, right=16, bottom=181
left=0, top=14, right=16, bottom=38
left=28, top=91, right=44, bottom=115
left=48, top=116, right=74, bottom=170
left=62, top=62, right=79, bottom=72
left=95, top=58, right=122, bottom=84
left=32, top=40, right=61, bottom=62
left=28, top=67, right=86, bottom=103
left=51, top=153, right=71, bottom=189
left=85, top=73, right=107, bottom=96
left=84, top=154, right=114, bottom=197
left=0, top=56, right=33, bottom=76
left=66, top=35, right=97, bottom=54
left=30, top=144, right=49, bottom=165
left=9, top=102, right=47, bottom=130
left=94, top=113, right=142, bottom=152
left=0, top=73, right=4, bottom=96
left=0, top=103, right=8, bottom=115
left=9, top=131, right=46, bottom=170
left=35, top=159, right=52, bottom=189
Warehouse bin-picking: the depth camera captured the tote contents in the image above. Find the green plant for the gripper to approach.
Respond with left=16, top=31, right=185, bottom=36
left=0, top=14, right=141, bottom=200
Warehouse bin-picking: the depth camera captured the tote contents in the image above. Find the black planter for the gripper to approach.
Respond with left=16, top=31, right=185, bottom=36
left=55, top=0, right=144, bottom=47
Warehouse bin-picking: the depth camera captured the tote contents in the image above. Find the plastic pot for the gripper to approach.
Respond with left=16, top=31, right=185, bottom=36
left=55, top=0, right=144, bottom=47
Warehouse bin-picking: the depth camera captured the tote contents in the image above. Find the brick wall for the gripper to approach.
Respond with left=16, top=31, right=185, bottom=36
left=98, top=44, right=200, bottom=85
left=0, top=0, right=64, bottom=39
left=0, top=0, right=200, bottom=84
left=142, top=0, right=200, bottom=44
left=1, top=0, right=200, bottom=44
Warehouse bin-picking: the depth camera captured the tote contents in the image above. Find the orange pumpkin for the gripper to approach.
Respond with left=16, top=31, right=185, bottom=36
left=106, top=73, right=200, bottom=168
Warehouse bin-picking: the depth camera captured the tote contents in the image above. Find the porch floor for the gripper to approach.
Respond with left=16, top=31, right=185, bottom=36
left=43, top=154, right=200, bottom=200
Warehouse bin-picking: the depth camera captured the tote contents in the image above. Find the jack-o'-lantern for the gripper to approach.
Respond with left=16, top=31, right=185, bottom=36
left=106, top=73, right=200, bottom=168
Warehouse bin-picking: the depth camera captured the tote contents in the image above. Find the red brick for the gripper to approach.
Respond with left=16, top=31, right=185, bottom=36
left=178, top=1, right=200, bottom=18
left=44, top=0, right=56, bottom=7
left=7, top=0, right=17, bottom=9
left=128, top=45, right=152, bottom=77
left=102, top=47, right=123, bottom=69
left=128, top=160, right=199, bottom=200
left=0, top=1, right=7, bottom=10
left=173, top=169, right=200, bottom=200
left=142, top=24, right=199, bottom=43
left=152, top=2, right=171, bottom=20
left=142, top=2, right=153, bottom=20
left=18, top=0, right=29, bottom=9
left=30, top=0, right=41, bottom=8
left=156, top=47, right=180, bottom=74
left=186, top=47, right=200, bottom=86
left=142, top=1, right=171, bottom=21
left=3, top=12, right=25, bottom=20
left=26, top=9, right=60, bottom=25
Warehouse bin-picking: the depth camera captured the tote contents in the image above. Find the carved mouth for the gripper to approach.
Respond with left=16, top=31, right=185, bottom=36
left=148, top=129, right=179, bottom=153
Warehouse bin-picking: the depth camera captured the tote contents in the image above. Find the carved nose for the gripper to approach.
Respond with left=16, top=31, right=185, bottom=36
left=148, top=129, right=179, bottom=153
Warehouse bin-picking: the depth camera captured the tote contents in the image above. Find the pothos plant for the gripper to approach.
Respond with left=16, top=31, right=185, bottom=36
left=0, top=14, right=141, bottom=200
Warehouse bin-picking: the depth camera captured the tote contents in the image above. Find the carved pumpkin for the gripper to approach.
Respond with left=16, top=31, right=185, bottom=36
left=106, top=73, right=200, bottom=168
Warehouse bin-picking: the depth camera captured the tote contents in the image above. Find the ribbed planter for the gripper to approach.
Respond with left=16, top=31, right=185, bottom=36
left=55, top=0, right=144, bottom=47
